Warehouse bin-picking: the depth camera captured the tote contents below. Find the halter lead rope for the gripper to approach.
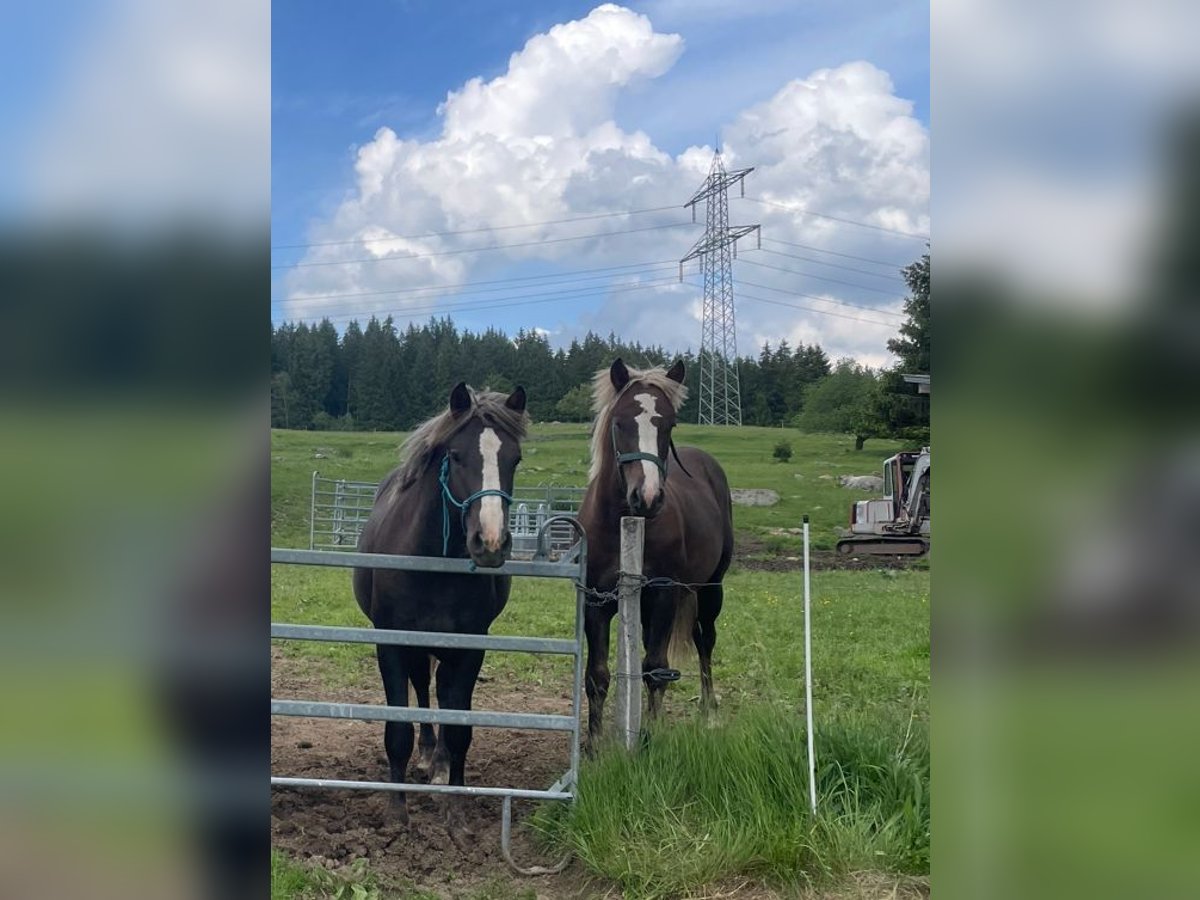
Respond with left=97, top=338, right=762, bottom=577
left=438, top=454, right=515, bottom=557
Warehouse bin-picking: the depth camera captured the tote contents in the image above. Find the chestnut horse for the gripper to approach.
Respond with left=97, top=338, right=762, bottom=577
left=577, top=359, right=733, bottom=745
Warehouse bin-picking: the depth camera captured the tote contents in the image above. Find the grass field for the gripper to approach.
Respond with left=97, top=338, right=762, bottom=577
left=271, top=424, right=929, bottom=898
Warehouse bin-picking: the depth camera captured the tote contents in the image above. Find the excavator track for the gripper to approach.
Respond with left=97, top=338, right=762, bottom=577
left=836, top=536, right=929, bottom=556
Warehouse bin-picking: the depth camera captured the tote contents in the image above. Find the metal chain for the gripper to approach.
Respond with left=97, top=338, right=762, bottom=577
left=572, top=574, right=725, bottom=607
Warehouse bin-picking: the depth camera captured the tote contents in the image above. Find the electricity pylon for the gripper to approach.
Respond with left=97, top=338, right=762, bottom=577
left=681, top=149, right=759, bottom=426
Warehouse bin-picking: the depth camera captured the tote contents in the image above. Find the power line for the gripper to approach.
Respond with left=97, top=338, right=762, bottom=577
left=271, top=205, right=683, bottom=252
left=744, top=196, right=930, bottom=240
left=273, top=267, right=694, bottom=318
left=751, top=247, right=903, bottom=282
left=760, top=236, right=906, bottom=269
left=272, top=221, right=696, bottom=270
left=739, top=260, right=898, bottom=296
left=274, top=259, right=688, bottom=308
left=736, top=262, right=903, bottom=317
left=740, top=259, right=905, bottom=307
left=738, top=292, right=898, bottom=328
left=276, top=275, right=686, bottom=326
left=740, top=279, right=904, bottom=321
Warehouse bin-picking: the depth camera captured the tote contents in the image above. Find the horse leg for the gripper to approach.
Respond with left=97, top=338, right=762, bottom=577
left=583, top=601, right=615, bottom=751
left=434, top=648, right=485, bottom=851
left=641, top=586, right=677, bottom=721
left=409, top=652, right=437, bottom=776
left=695, top=584, right=723, bottom=719
left=375, top=643, right=414, bottom=825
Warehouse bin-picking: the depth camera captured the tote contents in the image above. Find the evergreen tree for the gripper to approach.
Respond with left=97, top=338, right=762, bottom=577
left=879, top=251, right=931, bottom=443
left=887, top=253, right=930, bottom=373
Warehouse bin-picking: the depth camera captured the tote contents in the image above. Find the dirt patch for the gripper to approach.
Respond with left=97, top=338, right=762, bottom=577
left=272, top=649, right=593, bottom=897
left=733, top=532, right=925, bottom=572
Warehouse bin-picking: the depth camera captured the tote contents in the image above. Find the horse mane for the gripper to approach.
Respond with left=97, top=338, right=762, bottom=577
left=588, top=365, right=688, bottom=482
left=396, top=389, right=529, bottom=488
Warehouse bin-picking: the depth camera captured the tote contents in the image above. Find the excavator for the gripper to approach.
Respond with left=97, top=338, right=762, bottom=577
left=836, top=448, right=930, bottom=556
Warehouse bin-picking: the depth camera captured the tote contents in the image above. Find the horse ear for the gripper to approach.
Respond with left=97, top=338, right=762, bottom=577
left=505, top=385, right=527, bottom=412
left=609, top=358, right=630, bottom=392
left=449, top=382, right=472, bottom=416
left=666, top=359, right=685, bottom=383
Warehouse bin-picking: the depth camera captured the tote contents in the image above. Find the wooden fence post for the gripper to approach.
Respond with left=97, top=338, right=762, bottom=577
left=614, top=516, right=644, bottom=751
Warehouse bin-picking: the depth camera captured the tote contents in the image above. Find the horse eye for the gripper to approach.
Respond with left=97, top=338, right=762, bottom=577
left=448, top=450, right=462, bottom=463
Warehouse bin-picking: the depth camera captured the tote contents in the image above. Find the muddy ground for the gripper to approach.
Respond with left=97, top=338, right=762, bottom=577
left=732, top=533, right=927, bottom=572
left=272, top=649, right=594, bottom=897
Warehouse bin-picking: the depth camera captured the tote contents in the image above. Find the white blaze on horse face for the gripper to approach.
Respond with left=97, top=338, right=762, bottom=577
left=478, top=428, right=505, bottom=550
left=633, top=393, right=662, bottom=506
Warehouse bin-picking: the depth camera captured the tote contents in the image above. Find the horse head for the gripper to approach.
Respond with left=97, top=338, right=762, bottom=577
left=440, top=382, right=527, bottom=567
left=606, top=357, right=685, bottom=519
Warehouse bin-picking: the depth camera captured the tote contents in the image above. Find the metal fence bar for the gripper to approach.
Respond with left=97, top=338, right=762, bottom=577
left=272, top=547, right=581, bottom=579
left=272, top=776, right=570, bottom=802
left=274, top=516, right=590, bottom=876
left=271, top=623, right=577, bottom=655
left=569, top=560, right=586, bottom=784
left=308, top=474, right=586, bottom=554
left=309, top=471, right=318, bottom=552
left=272, top=699, right=576, bottom=732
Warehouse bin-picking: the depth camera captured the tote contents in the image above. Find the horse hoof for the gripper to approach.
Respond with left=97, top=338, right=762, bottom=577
left=445, top=799, right=475, bottom=851
left=388, top=793, right=410, bottom=826
left=430, top=762, right=451, bottom=786
left=447, top=822, right=475, bottom=852
left=414, top=749, right=435, bottom=775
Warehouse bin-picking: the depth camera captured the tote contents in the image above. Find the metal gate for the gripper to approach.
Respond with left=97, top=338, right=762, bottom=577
left=271, top=517, right=587, bottom=873
left=310, top=471, right=586, bottom=560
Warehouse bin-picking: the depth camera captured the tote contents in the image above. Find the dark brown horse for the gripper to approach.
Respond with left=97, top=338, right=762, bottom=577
left=353, top=383, right=527, bottom=842
left=578, top=359, right=734, bottom=744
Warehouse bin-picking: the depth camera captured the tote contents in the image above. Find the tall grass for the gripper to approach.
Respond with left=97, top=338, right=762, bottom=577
left=531, top=710, right=928, bottom=899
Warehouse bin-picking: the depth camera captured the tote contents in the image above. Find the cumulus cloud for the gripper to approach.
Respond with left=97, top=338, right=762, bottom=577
left=279, top=3, right=928, bottom=366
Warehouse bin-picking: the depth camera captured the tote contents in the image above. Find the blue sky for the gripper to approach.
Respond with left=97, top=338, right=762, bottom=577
left=270, top=1, right=930, bottom=363
left=272, top=1, right=928, bottom=244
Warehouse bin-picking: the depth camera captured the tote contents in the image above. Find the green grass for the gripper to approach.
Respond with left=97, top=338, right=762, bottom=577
left=272, top=853, right=387, bottom=900
left=271, top=424, right=911, bottom=552
left=271, top=425, right=929, bottom=897
left=532, top=712, right=928, bottom=899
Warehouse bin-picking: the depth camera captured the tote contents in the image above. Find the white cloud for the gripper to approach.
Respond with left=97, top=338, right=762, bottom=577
left=281, top=4, right=928, bottom=366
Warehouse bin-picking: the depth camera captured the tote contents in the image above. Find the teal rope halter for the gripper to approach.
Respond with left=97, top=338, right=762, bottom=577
left=438, top=454, right=515, bottom=557
left=610, top=420, right=668, bottom=477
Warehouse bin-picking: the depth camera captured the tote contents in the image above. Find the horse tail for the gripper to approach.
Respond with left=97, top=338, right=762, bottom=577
left=668, top=589, right=698, bottom=669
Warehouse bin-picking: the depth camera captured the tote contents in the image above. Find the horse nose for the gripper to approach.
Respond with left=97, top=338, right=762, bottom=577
left=627, top=486, right=644, bottom=514
left=467, top=529, right=511, bottom=567
left=471, top=527, right=512, bottom=555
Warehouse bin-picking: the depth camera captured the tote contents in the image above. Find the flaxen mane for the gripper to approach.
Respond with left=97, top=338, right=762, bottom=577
left=396, top=389, right=529, bottom=489
left=588, top=365, right=688, bottom=482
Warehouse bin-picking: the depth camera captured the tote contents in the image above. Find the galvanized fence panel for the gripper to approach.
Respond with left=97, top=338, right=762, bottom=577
left=272, top=516, right=587, bottom=874
left=309, top=472, right=586, bottom=560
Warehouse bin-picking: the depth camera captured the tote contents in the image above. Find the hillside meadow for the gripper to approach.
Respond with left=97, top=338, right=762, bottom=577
left=271, top=424, right=929, bottom=898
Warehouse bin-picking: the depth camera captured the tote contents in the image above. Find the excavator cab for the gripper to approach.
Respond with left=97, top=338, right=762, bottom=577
left=837, top=448, right=930, bottom=556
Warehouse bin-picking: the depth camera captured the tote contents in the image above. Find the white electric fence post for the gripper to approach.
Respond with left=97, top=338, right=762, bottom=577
left=803, top=514, right=817, bottom=813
